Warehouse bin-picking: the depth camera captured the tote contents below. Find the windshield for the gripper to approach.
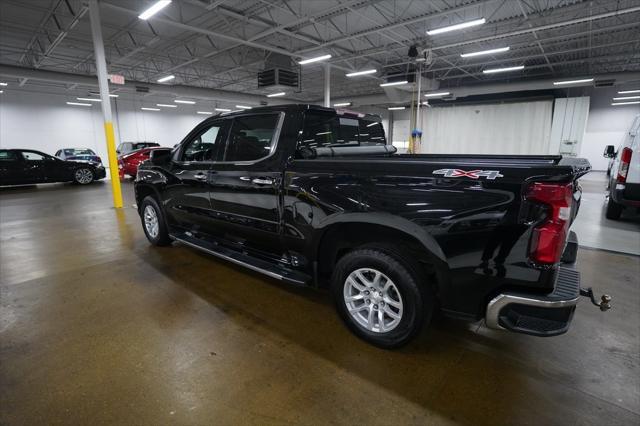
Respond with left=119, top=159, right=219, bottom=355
left=65, top=149, right=96, bottom=156
left=133, top=143, right=159, bottom=150
left=300, top=112, right=386, bottom=150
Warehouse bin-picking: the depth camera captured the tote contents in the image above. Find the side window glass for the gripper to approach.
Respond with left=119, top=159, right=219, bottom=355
left=300, top=113, right=340, bottom=149
left=182, top=122, right=225, bottom=162
left=358, top=120, right=386, bottom=145
left=22, top=152, right=45, bottom=161
left=224, top=114, right=280, bottom=162
left=0, top=150, right=18, bottom=161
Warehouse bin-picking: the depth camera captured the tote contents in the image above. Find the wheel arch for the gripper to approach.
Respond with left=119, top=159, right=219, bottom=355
left=312, top=213, right=449, bottom=293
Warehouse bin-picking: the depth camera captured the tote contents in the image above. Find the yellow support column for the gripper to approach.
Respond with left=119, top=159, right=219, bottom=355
left=104, top=122, right=123, bottom=208
left=89, top=0, right=123, bottom=208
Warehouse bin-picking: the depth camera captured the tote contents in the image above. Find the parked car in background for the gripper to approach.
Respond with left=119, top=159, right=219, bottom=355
left=134, top=104, right=607, bottom=348
left=117, top=141, right=160, bottom=156
left=55, top=148, right=103, bottom=166
left=118, top=147, right=170, bottom=179
left=603, top=115, right=640, bottom=219
left=604, top=145, right=616, bottom=176
left=0, top=149, right=106, bottom=186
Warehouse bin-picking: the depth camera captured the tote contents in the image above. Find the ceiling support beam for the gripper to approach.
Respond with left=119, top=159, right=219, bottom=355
left=34, top=5, right=88, bottom=68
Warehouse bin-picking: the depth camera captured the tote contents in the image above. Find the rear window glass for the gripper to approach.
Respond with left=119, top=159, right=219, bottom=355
left=0, top=150, right=18, bottom=161
left=300, top=112, right=386, bottom=149
left=65, top=149, right=95, bottom=156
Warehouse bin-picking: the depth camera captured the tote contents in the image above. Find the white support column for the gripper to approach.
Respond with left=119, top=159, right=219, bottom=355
left=89, top=0, right=123, bottom=208
left=324, top=63, right=330, bottom=108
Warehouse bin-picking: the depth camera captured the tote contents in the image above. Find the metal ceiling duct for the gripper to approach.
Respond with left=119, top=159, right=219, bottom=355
left=331, top=73, right=640, bottom=107
left=0, top=64, right=291, bottom=105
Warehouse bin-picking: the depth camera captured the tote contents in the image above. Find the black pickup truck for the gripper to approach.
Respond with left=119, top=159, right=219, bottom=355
left=134, top=104, right=609, bottom=348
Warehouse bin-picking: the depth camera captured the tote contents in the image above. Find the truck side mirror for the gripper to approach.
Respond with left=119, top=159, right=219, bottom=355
left=603, top=145, right=616, bottom=158
left=150, top=148, right=172, bottom=165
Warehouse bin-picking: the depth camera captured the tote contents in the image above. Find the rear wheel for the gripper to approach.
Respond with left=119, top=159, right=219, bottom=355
left=605, top=197, right=623, bottom=220
left=140, top=196, right=172, bottom=246
left=331, top=246, right=433, bottom=348
left=73, top=168, right=94, bottom=185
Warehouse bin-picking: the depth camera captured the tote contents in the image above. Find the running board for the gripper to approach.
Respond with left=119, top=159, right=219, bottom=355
left=170, top=233, right=311, bottom=286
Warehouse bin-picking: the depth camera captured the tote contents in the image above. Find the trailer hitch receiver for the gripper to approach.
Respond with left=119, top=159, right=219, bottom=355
left=580, top=287, right=611, bottom=311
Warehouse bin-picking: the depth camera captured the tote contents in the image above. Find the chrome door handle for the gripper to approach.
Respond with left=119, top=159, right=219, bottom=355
left=194, top=173, right=208, bottom=180
left=251, top=177, right=274, bottom=185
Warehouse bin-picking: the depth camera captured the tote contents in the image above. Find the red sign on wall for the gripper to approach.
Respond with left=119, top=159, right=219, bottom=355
left=110, top=74, right=125, bottom=85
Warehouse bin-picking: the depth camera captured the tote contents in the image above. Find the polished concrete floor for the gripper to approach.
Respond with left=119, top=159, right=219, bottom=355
left=1, top=180, right=639, bottom=425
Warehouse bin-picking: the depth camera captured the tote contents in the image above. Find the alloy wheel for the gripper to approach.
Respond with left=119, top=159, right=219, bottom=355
left=343, top=268, right=403, bottom=333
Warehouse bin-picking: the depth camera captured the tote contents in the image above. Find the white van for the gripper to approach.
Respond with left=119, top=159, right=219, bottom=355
left=603, top=115, right=640, bottom=219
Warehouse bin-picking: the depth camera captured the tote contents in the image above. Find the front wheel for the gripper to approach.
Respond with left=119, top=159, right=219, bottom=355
left=140, top=196, right=172, bottom=246
left=73, top=168, right=94, bottom=184
left=331, top=246, right=433, bottom=348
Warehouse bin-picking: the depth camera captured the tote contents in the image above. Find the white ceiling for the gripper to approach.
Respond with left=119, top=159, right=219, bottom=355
left=0, top=0, right=639, bottom=102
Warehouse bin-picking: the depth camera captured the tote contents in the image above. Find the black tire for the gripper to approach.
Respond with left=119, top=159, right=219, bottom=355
left=605, top=197, right=623, bottom=220
left=140, top=196, right=172, bottom=246
left=331, top=245, right=433, bottom=348
left=73, top=167, right=94, bottom=185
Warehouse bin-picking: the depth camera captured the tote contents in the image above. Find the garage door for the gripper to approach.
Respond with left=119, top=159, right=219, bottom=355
left=420, top=100, right=553, bottom=154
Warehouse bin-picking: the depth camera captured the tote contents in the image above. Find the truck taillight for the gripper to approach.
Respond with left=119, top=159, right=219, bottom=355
left=526, top=182, right=573, bottom=265
left=617, top=147, right=633, bottom=183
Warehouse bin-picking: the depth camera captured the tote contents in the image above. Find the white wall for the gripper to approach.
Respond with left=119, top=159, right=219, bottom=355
left=419, top=100, right=553, bottom=154
left=0, top=88, right=205, bottom=162
left=549, top=96, right=590, bottom=156
left=580, top=87, right=640, bottom=170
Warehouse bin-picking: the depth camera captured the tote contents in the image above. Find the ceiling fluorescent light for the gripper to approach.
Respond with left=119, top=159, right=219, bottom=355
left=66, top=102, right=91, bottom=106
left=618, top=89, right=640, bottom=94
left=334, top=102, right=352, bottom=107
left=267, top=92, right=286, bottom=97
left=388, top=106, right=406, bottom=110
left=461, top=46, right=509, bottom=58
left=157, top=103, right=177, bottom=107
left=424, top=92, right=450, bottom=97
left=76, top=97, right=102, bottom=102
left=89, top=91, right=118, bottom=97
left=139, top=0, right=171, bottom=20
left=141, top=107, right=160, bottom=111
left=346, top=69, right=376, bottom=77
left=552, top=78, right=594, bottom=86
left=157, top=75, right=175, bottom=83
left=380, top=80, right=408, bottom=87
left=174, top=99, right=196, bottom=104
left=613, top=96, right=640, bottom=101
left=483, top=65, right=524, bottom=74
left=0, top=82, right=7, bottom=86
left=235, top=105, right=252, bottom=109
left=298, top=54, right=332, bottom=65
left=427, top=18, right=485, bottom=36
left=611, top=101, right=640, bottom=106
left=197, top=111, right=213, bottom=115
left=215, top=108, right=231, bottom=112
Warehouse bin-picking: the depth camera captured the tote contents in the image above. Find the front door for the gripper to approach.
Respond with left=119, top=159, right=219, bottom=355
left=162, top=119, right=228, bottom=236
left=18, top=151, right=47, bottom=184
left=207, top=112, right=284, bottom=256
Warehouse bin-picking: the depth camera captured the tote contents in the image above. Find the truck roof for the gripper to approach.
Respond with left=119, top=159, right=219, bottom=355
left=217, top=103, right=382, bottom=121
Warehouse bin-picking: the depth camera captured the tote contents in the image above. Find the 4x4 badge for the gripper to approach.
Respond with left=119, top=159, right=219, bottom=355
left=433, top=169, right=504, bottom=180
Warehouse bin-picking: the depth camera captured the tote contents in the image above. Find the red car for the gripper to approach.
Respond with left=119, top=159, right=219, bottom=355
left=118, top=147, right=165, bottom=179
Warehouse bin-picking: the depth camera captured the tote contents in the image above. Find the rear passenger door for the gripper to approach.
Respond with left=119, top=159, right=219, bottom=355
left=207, top=112, right=285, bottom=255
left=0, top=150, right=24, bottom=185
